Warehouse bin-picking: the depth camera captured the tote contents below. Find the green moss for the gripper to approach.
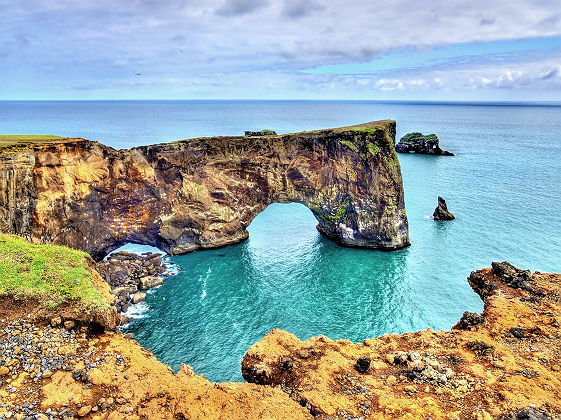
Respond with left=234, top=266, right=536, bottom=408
left=340, top=140, right=358, bottom=152
left=0, top=233, right=111, bottom=311
left=309, top=199, right=350, bottom=223
left=368, top=142, right=381, bottom=156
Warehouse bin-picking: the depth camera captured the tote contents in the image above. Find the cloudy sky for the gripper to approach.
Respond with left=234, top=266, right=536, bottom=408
left=1, top=0, right=560, bottom=100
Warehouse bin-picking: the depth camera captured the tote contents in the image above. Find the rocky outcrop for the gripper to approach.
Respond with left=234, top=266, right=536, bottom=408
left=95, top=251, right=170, bottom=312
left=244, top=129, right=277, bottom=136
left=0, top=120, right=409, bottom=260
left=2, top=256, right=561, bottom=418
left=242, top=263, right=561, bottom=419
left=396, top=132, right=454, bottom=155
left=433, top=196, right=455, bottom=221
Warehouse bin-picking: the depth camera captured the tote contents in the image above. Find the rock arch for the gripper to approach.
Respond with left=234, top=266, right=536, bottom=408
left=0, top=120, right=409, bottom=260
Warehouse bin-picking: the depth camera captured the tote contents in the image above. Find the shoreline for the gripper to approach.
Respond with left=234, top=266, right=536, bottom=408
left=1, top=236, right=560, bottom=418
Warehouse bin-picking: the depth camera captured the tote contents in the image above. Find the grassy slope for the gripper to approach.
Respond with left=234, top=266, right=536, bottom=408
left=0, top=233, right=111, bottom=311
left=0, top=135, right=66, bottom=147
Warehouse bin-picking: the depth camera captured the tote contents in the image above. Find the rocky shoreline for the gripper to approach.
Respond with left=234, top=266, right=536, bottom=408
left=95, top=251, right=172, bottom=314
left=1, top=261, right=560, bottom=419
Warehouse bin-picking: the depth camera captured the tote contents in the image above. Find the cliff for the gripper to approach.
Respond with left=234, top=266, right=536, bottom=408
left=1, top=237, right=560, bottom=419
left=0, top=120, right=409, bottom=260
left=242, top=263, right=561, bottom=419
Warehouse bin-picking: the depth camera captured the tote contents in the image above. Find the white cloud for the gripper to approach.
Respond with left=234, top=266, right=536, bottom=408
left=1, top=0, right=561, bottom=99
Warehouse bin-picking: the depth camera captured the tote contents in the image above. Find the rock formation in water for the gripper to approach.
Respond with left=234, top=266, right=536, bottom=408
left=433, top=196, right=455, bottom=221
left=395, top=132, right=454, bottom=155
left=0, top=120, right=409, bottom=260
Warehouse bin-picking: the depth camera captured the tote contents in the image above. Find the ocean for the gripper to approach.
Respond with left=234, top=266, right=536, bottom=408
left=2, top=100, right=560, bottom=382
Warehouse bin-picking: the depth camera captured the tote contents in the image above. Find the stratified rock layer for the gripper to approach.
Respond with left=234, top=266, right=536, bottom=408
left=0, top=120, right=409, bottom=260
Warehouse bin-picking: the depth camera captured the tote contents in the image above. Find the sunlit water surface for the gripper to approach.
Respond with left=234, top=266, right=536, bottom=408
left=2, top=100, right=560, bottom=381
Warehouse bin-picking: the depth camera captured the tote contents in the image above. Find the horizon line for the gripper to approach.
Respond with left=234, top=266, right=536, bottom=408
left=1, top=99, right=561, bottom=106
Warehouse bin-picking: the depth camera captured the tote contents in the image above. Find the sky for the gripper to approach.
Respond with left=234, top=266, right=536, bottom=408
left=1, top=0, right=560, bottom=101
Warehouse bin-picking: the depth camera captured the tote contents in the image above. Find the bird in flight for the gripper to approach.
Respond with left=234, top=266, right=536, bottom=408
left=135, top=73, right=142, bottom=76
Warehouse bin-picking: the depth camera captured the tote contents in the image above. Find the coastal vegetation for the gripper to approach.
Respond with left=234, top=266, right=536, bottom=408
left=0, top=233, right=111, bottom=311
left=0, top=135, right=65, bottom=146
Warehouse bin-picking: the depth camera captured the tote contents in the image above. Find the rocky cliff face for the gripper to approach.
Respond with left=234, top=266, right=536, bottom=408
left=0, top=120, right=409, bottom=260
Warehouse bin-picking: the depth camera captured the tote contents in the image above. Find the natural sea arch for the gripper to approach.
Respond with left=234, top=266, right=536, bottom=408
left=0, top=120, right=409, bottom=260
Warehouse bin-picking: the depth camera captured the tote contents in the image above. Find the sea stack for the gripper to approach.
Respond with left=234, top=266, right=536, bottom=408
left=433, top=196, right=455, bottom=221
left=396, top=132, right=454, bottom=156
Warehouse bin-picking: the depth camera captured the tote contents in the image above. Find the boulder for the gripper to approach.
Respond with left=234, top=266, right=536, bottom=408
left=139, top=276, right=164, bottom=290
left=396, top=132, right=454, bottom=155
left=433, top=196, right=455, bottom=221
left=132, top=292, right=146, bottom=304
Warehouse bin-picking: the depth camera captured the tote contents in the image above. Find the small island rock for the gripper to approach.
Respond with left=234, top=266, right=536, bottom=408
left=433, top=196, right=455, bottom=221
left=396, top=132, right=454, bottom=156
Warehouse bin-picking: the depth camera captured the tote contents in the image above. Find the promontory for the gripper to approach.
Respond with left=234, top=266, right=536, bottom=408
left=0, top=120, right=410, bottom=260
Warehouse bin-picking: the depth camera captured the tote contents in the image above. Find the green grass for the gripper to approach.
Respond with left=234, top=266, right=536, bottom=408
left=0, top=135, right=65, bottom=147
left=0, top=233, right=111, bottom=311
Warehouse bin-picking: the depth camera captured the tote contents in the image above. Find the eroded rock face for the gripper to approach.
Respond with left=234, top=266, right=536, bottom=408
left=0, top=120, right=409, bottom=260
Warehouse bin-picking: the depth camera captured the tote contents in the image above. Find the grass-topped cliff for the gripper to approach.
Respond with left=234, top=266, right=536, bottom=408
left=0, top=135, right=65, bottom=146
left=0, top=233, right=117, bottom=327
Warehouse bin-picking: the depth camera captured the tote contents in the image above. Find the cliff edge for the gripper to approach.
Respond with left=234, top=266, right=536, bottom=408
left=0, top=120, right=409, bottom=260
left=1, top=237, right=560, bottom=419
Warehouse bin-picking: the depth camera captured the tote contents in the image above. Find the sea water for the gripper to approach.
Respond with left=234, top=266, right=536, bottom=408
left=2, top=100, right=560, bottom=382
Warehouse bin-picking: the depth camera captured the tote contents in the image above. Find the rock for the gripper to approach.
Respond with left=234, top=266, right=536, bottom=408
left=385, top=353, right=395, bottom=365
left=131, top=292, right=146, bottom=304
left=77, top=405, right=92, bottom=417
left=72, top=369, right=89, bottom=383
left=404, top=385, right=417, bottom=393
left=355, top=356, right=371, bottom=373
left=50, top=317, right=62, bottom=327
left=433, top=196, right=455, bottom=221
left=139, top=276, right=164, bottom=290
left=244, top=129, right=277, bottom=136
left=499, top=407, right=552, bottom=419
left=279, top=356, right=293, bottom=371
left=509, top=327, right=526, bottom=339
left=386, top=375, right=397, bottom=386
left=491, top=262, right=534, bottom=292
left=42, top=369, right=53, bottom=378
left=1, top=120, right=409, bottom=260
left=455, top=311, right=485, bottom=330
left=0, top=366, right=9, bottom=375
left=395, top=132, right=454, bottom=155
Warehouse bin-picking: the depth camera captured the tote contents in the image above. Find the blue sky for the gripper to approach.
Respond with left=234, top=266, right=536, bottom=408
left=1, top=0, right=560, bottom=100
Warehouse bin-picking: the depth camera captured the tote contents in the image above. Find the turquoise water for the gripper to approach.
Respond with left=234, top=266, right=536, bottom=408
left=2, top=101, right=560, bottom=382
